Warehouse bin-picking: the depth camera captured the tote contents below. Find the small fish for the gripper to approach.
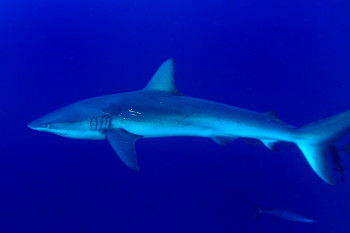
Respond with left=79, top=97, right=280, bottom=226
left=252, top=205, right=314, bottom=223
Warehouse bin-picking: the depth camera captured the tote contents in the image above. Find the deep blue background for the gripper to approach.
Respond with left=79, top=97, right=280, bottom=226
left=1, top=0, right=350, bottom=232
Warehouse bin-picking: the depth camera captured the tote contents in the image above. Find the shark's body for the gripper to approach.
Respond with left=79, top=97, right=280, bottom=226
left=28, top=59, right=350, bottom=185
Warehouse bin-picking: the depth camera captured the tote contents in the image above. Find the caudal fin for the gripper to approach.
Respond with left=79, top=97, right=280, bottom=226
left=296, top=110, right=350, bottom=185
left=251, top=204, right=263, bottom=219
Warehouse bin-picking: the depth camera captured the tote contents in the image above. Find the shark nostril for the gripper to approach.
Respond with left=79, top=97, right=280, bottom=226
left=27, top=121, right=50, bottom=130
left=40, top=123, right=50, bottom=129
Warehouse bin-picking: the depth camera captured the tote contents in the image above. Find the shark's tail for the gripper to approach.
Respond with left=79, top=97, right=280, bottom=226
left=295, top=110, right=350, bottom=185
left=251, top=204, right=264, bottom=219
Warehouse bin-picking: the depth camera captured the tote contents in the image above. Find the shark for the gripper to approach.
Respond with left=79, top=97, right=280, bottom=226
left=28, top=58, right=350, bottom=185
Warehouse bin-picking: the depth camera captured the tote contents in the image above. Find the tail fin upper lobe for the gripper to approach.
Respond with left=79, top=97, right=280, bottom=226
left=296, top=110, right=350, bottom=185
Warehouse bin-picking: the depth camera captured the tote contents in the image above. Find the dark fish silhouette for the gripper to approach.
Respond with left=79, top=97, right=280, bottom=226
left=330, top=146, right=345, bottom=182
left=253, top=205, right=314, bottom=223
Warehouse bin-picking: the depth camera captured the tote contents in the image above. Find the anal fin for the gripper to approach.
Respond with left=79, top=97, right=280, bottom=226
left=261, top=139, right=279, bottom=152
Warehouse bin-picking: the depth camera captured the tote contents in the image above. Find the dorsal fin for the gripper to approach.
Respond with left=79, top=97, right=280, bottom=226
left=265, top=111, right=278, bottom=117
left=264, top=111, right=296, bottom=129
left=144, top=58, right=183, bottom=95
left=264, top=111, right=283, bottom=124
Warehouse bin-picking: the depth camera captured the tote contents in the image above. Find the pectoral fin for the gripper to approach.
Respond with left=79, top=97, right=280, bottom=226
left=105, top=129, right=141, bottom=171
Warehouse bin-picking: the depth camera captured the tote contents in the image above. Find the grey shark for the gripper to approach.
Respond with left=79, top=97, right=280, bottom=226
left=28, top=58, right=350, bottom=185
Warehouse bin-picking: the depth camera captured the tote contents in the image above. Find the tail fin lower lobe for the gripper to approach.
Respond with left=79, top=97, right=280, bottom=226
left=296, top=110, right=350, bottom=185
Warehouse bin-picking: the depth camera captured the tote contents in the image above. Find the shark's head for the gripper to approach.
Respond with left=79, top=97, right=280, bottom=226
left=28, top=100, right=107, bottom=139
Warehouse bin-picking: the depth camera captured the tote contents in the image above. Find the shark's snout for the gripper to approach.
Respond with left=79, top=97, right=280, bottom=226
left=27, top=119, right=49, bottom=131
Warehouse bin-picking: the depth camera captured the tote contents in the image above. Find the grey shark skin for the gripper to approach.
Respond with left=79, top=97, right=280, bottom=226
left=28, top=59, right=350, bottom=184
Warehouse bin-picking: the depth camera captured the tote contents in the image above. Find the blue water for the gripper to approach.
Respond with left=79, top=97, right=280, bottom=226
left=1, top=0, right=350, bottom=232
